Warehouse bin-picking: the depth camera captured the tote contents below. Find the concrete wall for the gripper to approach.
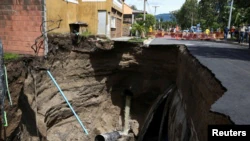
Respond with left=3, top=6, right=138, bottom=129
left=78, top=1, right=111, bottom=35
left=122, top=23, right=131, bottom=36
left=46, top=0, right=78, bottom=33
left=0, top=0, right=43, bottom=55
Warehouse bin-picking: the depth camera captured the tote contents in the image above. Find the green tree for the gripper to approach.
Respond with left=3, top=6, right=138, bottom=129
left=174, top=0, right=250, bottom=31
left=161, top=21, right=177, bottom=31
left=198, top=0, right=232, bottom=29
left=233, top=1, right=250, bottom=26
left=173, top=0, right=198, bottom=29
left=130, top=5, right=138, bottom=10
left=135, top=14, right=156, bottom=32
left=131, top=23, right=145, bottom=37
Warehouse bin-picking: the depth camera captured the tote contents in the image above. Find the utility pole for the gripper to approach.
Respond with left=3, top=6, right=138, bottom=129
left=152, top=6, right=159, bottom=16
left=191, top=12, right=193, bottom=27
left=144, top=0, right=147, bottom=21
left=153, top=6, right=159, bottom=30
left=228, top=0, right=234, bottom=29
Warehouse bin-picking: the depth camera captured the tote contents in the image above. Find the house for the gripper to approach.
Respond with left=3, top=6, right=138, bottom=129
left=0, top=0, right=124, bottom=56
left=133, top=10, right=147, bottom=22
left=48, top=0, right=124, bottom=38
left=122, top=5, right=148, bottom=36
left=123, top=3, right=133, bottom=36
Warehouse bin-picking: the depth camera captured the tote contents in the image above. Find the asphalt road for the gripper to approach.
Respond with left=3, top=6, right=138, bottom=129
left=150, top=38, right=250, bottom=124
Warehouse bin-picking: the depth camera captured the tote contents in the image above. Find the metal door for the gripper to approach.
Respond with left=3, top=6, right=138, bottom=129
left=98, top=11, right=106, bottom=35
left=106, top=13, right=111, bottom=38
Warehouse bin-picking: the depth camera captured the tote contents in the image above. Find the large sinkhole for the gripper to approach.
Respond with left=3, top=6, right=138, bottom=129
left=1, top=35, right=232, bottom=141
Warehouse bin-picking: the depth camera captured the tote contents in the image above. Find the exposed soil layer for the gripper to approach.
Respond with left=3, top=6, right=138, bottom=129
left=1, top=34, right=232, bottom=141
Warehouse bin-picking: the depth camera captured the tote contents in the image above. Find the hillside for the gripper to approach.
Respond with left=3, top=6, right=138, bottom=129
left=155, top=13, right=175, bottom=21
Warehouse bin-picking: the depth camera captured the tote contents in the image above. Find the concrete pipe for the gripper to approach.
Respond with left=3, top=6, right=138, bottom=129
left=95, top=131, right=122, bottom=141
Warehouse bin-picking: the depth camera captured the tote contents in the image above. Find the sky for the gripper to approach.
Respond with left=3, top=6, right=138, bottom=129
left=125, top=0, right=199, bottom=15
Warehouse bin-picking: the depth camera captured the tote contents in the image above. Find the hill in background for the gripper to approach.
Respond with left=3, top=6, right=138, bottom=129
left=155, top=13, right=175, bottom=21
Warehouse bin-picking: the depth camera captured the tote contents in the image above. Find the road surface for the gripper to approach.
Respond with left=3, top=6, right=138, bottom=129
left=150, top=38, right=250, bottom=124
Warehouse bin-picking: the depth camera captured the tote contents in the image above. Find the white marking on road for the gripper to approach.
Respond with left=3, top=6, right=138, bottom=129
left=185, top=44, right=195, bottom=46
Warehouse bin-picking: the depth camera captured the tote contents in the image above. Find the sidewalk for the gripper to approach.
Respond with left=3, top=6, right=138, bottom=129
left=111, top=36, right=155, bottom=47
left=214, top=39, right=249, bottom=47
left=111, top=36, right=133, bottom=41
left=157, top=35, right=250, bottom=48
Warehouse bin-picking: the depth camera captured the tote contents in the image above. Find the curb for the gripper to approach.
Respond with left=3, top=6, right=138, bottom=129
left=161, top=37, right=250, bottom=48
left=143, top=37, right=155, bottom=47
left=213, top=40, right=249, bottom=47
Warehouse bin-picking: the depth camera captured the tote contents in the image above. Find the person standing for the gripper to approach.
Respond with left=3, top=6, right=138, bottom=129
left=239, top=25, right=245, bottom=44
left=230, top=26, right=235, bottom=39
left=248, top=25, right=250, bottom=49
left=244, top=25, right=248, bottom=43
left=224, top=26, right=229, bottom=40
left=248, top=32, right=250, bottom=49
left=205, top=28, right=210, bottom=38
left=129, top=25, right=132, bottom=36
left=245, top=25, right=250, bottom=43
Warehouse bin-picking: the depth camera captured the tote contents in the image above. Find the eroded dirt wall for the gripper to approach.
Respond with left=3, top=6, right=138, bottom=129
left=2, top=34, right=178, bottom=140
left=174, top=46, right=233, bottom=141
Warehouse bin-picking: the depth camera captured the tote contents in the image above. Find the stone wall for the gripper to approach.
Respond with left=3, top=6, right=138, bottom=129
left=123, top=23, right=131, bottom=36
left=0, top=0, right=43, bottom=55
left=111, top=18, right=122, bottom=38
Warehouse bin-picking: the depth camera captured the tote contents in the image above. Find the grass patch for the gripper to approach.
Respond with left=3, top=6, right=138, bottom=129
left=4, top=53, right=19, bottom=61
left=128, top=37, right=147, bottom=43
left=81, top=31, right=91, bottom=38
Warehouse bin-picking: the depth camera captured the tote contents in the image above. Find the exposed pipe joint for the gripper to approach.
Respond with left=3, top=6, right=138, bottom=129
left=123, top=89, right=133, bottom=135
left=95, top=131, right=122, bottom=141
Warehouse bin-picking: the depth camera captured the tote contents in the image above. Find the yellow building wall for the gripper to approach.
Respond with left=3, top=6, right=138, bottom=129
left=46, top=0, right=124, bottom=36
left=123, top=3, right=132, bottom=14
left=78, top=1, right=112, bottom=35
left=46, top=0, right=78, bottom=33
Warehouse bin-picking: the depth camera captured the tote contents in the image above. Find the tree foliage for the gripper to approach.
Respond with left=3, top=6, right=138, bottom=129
left=161, top=21, right=177, bottom=30
left=130, top=5, right=137, bottom=10
left=131, top=23, right=145, bottom=37
left=197, top=0, right=228, bottom=29
left=174, top=0, right=250, bottom=31
left=173, top=0, right=198, bottom=29
left=136, top=14, right=156, bottom=31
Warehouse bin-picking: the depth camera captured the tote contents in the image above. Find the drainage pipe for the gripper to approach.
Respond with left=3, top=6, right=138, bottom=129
left=124, top=95, right=131, bottom=134
left=4, top=66, right=12, bottom=106
left=3, top=111, right=8, bottom=127
left=123, top=89, right=133, bottom=134
left=95, top=131, right=122, bottom=141
left=46, top=70, right=88, bottom=135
